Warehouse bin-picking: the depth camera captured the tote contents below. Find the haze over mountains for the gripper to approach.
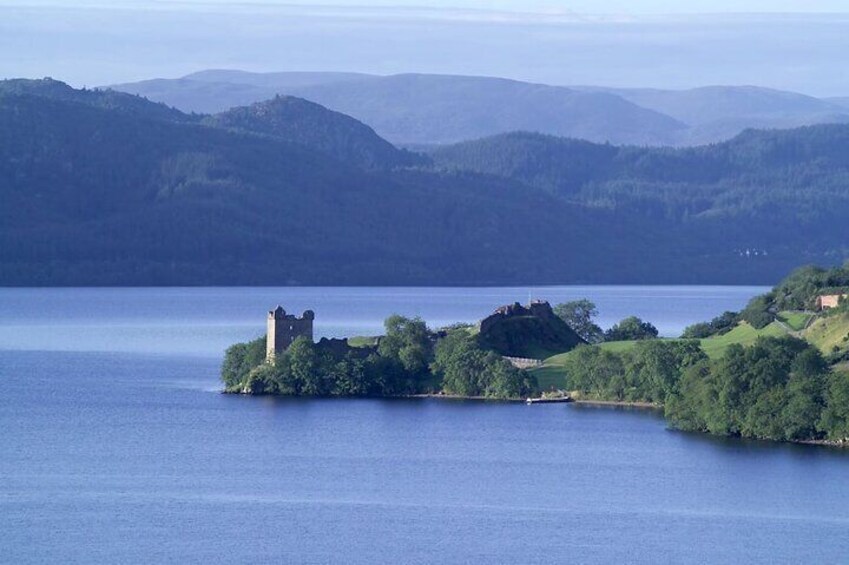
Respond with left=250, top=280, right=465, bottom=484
left=111, top=70, right=849, bottom=147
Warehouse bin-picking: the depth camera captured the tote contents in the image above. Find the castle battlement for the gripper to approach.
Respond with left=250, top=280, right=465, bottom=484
left=480, top=300, right=555, bottom=334
left=266, top=305, right=315, bottom=359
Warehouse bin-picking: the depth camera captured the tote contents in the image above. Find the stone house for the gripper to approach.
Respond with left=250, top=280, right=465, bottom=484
left=816, top=294, right=848, bottom=310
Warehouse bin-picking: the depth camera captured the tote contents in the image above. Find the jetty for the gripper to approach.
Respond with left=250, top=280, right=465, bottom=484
left=526, top=394, right=573, bottom=405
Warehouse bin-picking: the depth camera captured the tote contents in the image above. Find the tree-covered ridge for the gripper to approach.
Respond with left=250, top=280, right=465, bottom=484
left=0, top=80, right=618, bottom=286
left=429, top=127, right=849, bottom=225
left=202, top=95, right=425, bottom=170
left=221, top=315, right=536, bottom=400
left=0, top=77, right=194, bottom=123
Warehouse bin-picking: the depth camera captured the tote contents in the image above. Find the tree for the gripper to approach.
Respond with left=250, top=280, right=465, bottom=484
left=665, top=361, right=714, bottom=432
left=378, top=315, right=433, bottom=376
left=563, top=345, right=625, bottom=398
left=553, top=299, right=603, bottom=343
left=604, top=316, right=659, bottom=341
left=682, top=311, right=739, bottom=339
left=626, top=340, right=706, bottom=402
left=287, top=337, right=328, bottom=396
left=220, top=336, right=266, bottom=390
left=819, top=371, right=849, bottom=441
left=431, top=330, right=536, bottom=399
left=740, top=294, right=775, bottom=329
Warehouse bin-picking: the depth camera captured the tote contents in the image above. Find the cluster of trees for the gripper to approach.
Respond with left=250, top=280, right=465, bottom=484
left=222, top=315, right=437, bottom=397
left=604, top=316, right=659, bottom=341
left=221, top=315, right=537, bottom=400
left=682, top=311, right=740, bottom=339
left=553, top=299, right=659, bottom=343
left=432, top=331, right=537, bottom=398
left=561, top=336, right=849, bottom=442
left=562, top=340, right=706, bottom=404
left=768, top=263, right=849, bottom=311
left=667, top=338, right=849, bottom=442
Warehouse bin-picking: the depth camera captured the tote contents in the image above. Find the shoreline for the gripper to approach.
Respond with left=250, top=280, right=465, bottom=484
left=571, top=398, right=661, bottom=409
left=224, top=389, right=847, bottom=447
left=405, top=393, right=525, bottom=402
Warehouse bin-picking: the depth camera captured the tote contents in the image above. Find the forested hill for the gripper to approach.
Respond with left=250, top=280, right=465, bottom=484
left=2, top=78, right=848, bottom=286
left=429, top=128, right=849, bottom=251
left=0, top=79, right=627, bottom=285
left=202, top=95, right=424, bottom=170
left=0, top=77, right=192, bottom=123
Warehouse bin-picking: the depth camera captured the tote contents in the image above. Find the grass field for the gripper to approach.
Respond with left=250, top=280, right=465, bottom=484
left=699, top=321, right=787, bottom=358
left=347, top=335, right=378, bottom=348
left=776, top=311, right=815, bottom=331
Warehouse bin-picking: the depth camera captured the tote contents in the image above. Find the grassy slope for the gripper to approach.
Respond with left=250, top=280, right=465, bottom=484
left=802, top=312, right=849, bottom=356
left=777, top=311, right=815, bottom=331
left=531, top=321, right=790, bottom=390
left=699, top=321, right=787, bottom=358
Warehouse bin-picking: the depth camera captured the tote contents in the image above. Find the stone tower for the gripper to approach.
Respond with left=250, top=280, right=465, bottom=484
left=266, top=306, right=315, bottom=359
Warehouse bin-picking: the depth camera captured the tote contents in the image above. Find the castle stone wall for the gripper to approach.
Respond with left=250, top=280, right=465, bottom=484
left=266, top=306, right=315, bottom=359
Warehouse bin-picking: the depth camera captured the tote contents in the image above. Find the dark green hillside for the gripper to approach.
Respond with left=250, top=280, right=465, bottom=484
left=0, top=78, right=192, bottom=123
left=203, top=95, right=424, bottom=169
left=430, top=128, right=849, bottom=265
left=3, top=78, right=849, bottom=286
left=431, top=127, right=849, bottom=209
left=430, top=133, right=618, bottom=196
left=0, top=81, right=615, bottom=285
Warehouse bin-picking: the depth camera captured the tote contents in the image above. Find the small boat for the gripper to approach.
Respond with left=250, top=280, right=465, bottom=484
left=526, top=396, right=572, bottom=404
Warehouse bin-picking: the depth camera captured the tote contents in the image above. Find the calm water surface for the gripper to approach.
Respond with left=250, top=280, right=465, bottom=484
left=2, top=286, right=848, bottom=564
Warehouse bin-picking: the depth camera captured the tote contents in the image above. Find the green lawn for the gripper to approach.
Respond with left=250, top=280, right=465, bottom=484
left=776, top=311, right=815, bottom=331
left=347, top=335, right=379, bottom=348
left=699, top=321, right=787, bottom=358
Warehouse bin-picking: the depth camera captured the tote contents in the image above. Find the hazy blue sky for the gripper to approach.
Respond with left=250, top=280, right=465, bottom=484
left=2, top=1, right=849, bottom=94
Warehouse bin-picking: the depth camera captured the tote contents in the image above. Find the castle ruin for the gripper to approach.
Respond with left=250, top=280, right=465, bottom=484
left=266, top=305, right=315, bottom=359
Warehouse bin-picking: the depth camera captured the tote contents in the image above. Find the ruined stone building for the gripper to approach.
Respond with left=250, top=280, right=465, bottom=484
left=266, top=305, right=314, bottom=359
left=477, top=299, right=584, bottom=358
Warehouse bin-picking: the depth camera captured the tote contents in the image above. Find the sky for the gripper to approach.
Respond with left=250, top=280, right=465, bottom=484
left=2, top=1, right=849, bottom=95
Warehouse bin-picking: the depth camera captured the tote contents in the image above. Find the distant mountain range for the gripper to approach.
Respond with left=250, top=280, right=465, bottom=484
left=110, top=70, right=849, bottom=147
left=2, top=78, right=849, bottom=286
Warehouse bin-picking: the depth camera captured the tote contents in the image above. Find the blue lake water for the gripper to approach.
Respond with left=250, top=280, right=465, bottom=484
left=2, top=286, right=849, bottom=564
